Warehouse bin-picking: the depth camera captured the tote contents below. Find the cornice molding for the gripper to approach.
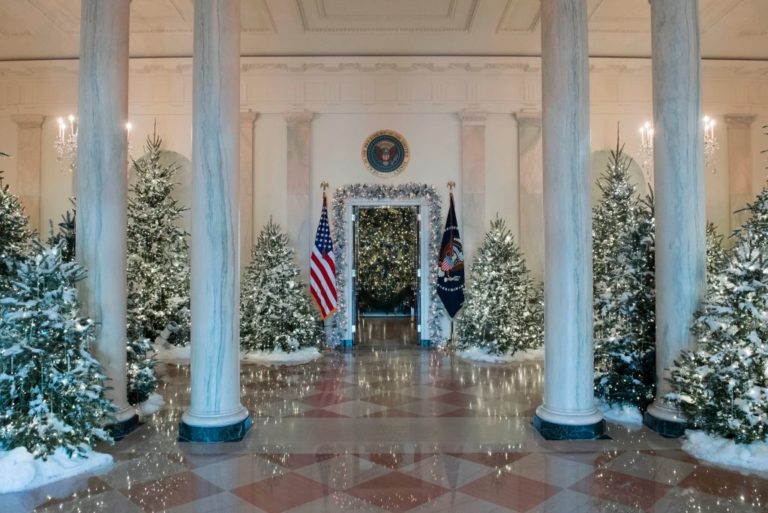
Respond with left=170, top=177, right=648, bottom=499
left=0, top=56, right=767, bottom=78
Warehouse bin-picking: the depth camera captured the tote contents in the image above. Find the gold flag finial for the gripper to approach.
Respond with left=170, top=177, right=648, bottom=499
left=320, top=181, right=329, bottom=191
left=447, top=181, right=456, bottom=192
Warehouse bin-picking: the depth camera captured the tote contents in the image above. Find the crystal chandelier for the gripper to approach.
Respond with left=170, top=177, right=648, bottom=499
left=638, top=115, right=719, bottom=181
left=55, top=115, right=78, bottom=173
left=54, top=116, right=134, bottom=173
left=639, top=121, right=655, bottom=186
left=703, top=116, right=719, bottom=171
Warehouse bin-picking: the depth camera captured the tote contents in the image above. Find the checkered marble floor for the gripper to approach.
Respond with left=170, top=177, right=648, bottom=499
left=5, top=320, right=767, bottom=513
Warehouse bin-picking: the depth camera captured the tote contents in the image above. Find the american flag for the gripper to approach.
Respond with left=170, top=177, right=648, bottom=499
left=310, top=194, right=337, bottom=319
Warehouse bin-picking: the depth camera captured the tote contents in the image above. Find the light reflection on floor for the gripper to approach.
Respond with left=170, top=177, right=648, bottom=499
left=3, top=319, right=766, bottom=512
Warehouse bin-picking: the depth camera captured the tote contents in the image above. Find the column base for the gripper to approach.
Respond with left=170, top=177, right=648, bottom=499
left=533, top=406, right=606, bottom=440
left=643, top=403, right=687, bottom=438
left=179, top=410, right=252, bottom=443
left=108, top=413, right=140, bottom=441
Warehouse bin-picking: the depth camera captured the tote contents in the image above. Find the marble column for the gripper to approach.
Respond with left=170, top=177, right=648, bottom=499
left=515, top=112, right=544, bottom=281
left=458, top=111, right=486, bottom=271
left=533, top=0, right=604, bottom=440
left=645, top=0, right=706, bottom=438
left=180, top=0, right=251, bottom=442
left=11, top=114, right=44, bottom=233
left=76, top=0, right=137, bottom=436
left=240, top=111, right=258, bottom=272
left=725, top=115, right=756, bottom=233
left=284, top=110, right=313, bottom=276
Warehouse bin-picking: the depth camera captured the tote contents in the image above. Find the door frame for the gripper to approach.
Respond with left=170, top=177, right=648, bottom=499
left=343, top=198, right=431, bottom=347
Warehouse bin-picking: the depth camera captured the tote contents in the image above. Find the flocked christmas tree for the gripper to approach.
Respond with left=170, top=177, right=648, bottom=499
left=592, top=142, right=656, bottom=410
left=0, top=241, right=115, bottom=458
left=705, top=221, right=728, bottom=292
left=668, top=184, right=768, bottom=443
left=456, top=217, right=543, bottom=355
left=126, top=129, right=190, bottom=404
left=241, top=219, right=323, bottom=352
left=357, top=207, right=418, bottom=313
left=127, top=129, right=191, bottom=345
left=47, top=204, right=76, bottom=264
left=0, top=162, right=31, bottom=281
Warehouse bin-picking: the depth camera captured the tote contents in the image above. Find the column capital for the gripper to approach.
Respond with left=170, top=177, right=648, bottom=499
left=514, top=110, right=542, bottom=128
left=11, top=114, right=44, bottom=128
left=458, top=110, right=487, bottom=127
left=724, top=114, right=756, bottom=126
left=240, top=110, right=259, bottom=123
left=283, top=110, right=314, bottom=125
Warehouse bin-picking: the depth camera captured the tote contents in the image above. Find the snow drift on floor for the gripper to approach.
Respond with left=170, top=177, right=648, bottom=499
left=0, top=447, right=113, bottom=494
left=152, top=342, right=191, bottom=362
left=456, top=346, right=544, bottom=364
left=682, top=430, right=768, bottom=473
left=596, top=401, right=643, bottom=427
left=138, top=393, right=165, bottom=416
left=241, top=346, right=323, bottom=366
left=153, top=343, right=323, bottom=366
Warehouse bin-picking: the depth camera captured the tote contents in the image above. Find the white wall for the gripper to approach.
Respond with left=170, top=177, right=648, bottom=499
left=2, top=56, right=768, bottom=268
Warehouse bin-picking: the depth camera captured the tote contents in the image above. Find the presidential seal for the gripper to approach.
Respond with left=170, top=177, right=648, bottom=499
left=362, top=130, right=410, bottom=177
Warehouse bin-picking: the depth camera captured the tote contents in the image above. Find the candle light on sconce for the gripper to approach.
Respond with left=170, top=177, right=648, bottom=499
left=703, top=115, right=719, bottom=171
left=54, top=114, right=78, bottom=173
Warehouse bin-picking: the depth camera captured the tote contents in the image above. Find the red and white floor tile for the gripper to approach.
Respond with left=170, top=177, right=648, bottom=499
left=5, top=319, right=767, bottom=512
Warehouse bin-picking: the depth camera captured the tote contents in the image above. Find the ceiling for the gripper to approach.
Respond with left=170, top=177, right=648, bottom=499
left=0, top=0, right=766, bottom=61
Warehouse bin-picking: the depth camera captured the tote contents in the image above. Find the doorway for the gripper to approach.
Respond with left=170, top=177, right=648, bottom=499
left=352, top=206, right=420, bottom=346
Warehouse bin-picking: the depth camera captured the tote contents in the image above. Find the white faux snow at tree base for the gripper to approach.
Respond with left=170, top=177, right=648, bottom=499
left=456, top=217, right=543, bottom=356
left=0, top=241, right=116, bottom=458
left=241, top=219, right=323, bottom=353
left=592, top=142, right=656, bottom=412
left=668, top=183, right=768, bottom=445
left=126, top=129, right=191, bottom=405
left=437, top=192, right=465, bottom=319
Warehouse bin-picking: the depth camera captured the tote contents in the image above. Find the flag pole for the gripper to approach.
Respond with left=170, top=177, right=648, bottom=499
left=447, top=180, right=456, bottom=349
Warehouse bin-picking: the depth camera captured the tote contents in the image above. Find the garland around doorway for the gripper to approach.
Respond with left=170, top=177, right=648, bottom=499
left=331, top=183, right=444, bottom=345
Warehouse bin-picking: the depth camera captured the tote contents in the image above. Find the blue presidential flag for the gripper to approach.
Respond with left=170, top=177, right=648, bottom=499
left=437, top=193, right=465, bottom=318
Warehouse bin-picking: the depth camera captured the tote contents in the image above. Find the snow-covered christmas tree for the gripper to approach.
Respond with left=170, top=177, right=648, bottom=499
left=705, top=222, right=728, bottom=292
left=0, top=166, right=31, bottom=280
left=241, top=219, right=323, bottom=353
left=668, top=184, right=768, bottom=444
left=127, top=129, right=191, bottom=346
left=47, top=206, right=76, bottom=264
left=456, top=217, right=543, bottom=356
left=592, top=143, right=656, bottom=412
left=0, top=240, right=115, bottom=458
left=126, top=130, right=190, bottom=403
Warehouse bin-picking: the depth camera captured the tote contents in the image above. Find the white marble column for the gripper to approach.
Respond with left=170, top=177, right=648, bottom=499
left=534, top=0, right=604, bottom=440
left=240, top=111, right=258, bottom=272
left=180, top=0, right=251, bottom=442
left=725, top=115, right=756, bottom=233
left=515, top=112, right=544, bottom=280
left=76, top=0, right=137, bottom=434
left=645, top=0, right=706, bottom=437
left=284, top=110, right=313, bottom=276
left=11, top=114, right=44, bottom=233
left=459, top=111, right=486, bottom=271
